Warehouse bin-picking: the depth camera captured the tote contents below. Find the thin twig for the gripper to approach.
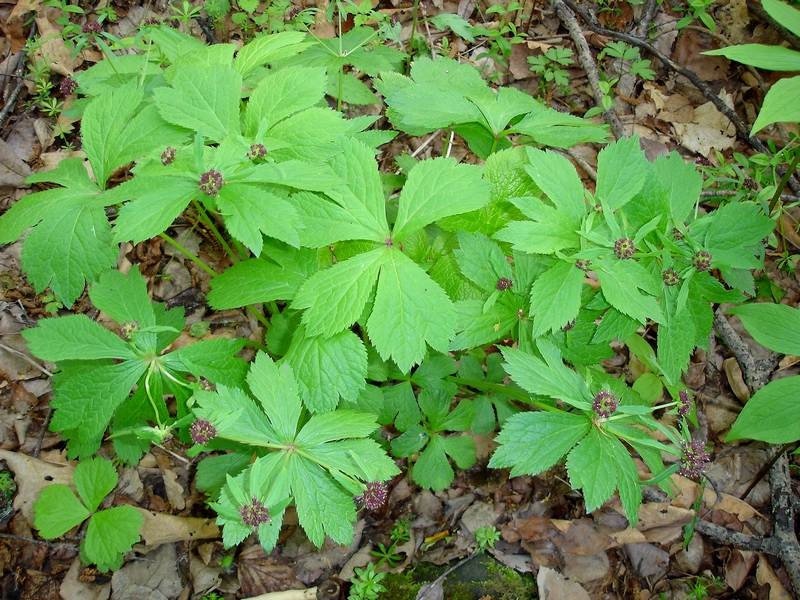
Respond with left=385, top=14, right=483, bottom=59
left=553, top=0, right=626, bottom=140
left=0, top=532, right=78, bottom=550
left=0, top=22, right=38, bottom=132
left=713, top=306, right=779, bottom=392
left=0, top=341, right=53, bottom=377
left=700, top=191, right=798, bottom=203
left=746, top=0, right=800, bottom=51
left=33, top=406, right=53, bottom=459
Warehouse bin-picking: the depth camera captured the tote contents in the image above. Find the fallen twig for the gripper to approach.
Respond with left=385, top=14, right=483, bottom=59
left=712, top=306, right=779, bottom=391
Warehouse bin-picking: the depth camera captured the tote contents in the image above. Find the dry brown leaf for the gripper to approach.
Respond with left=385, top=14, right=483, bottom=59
left=33, top=16, right=81, bottom=76
left=536, top=566, right=591, bottom=600
left=59, top=558, right=111, bottom=600
left=756, top=554, right=793, bottom=600
left=0, top=138, right=31, bottom=188
left=161, top=468, right=186, bottom=511
left=725, top=549, right=757, bottom=591
left=672, top=94, right=737, bottom=157
left=0, top=448, right=76, bottom=523
left=724, top=357, right=750, bottom=402
left=137, top=508, right=220, bottom=546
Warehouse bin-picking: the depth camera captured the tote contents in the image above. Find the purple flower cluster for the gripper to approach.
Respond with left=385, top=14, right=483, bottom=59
left=247, top=144, right=267, bottom=160
left=82, top=21, right=102, bottom=34
left=357, top=481, right=388, bottom=510
left=743, top=178, right=759, bottom=191
left=161, top=147, right=175, bottom=166
left=678, top=390, right=692, bottom=418
left=119, top=321, right=139, bottom=340
left=677, top=439, right=710, bottom=479
left=662, top=268, right=680, bottom=287
left=614, top=238, right=636, bottom=260
left=60, top=76, right=78, bottom=96
left=672, top=228, right=684, bottom=241
left=190, top=419, right=217, bottom=445
left=240, top=497, right=270, bottom=527
left=694, top=156, right=713, bottom=167
left=592, top=390, right=619, bottom=419
left=575, top=259, right=591, bottom=272
left=693, top=251, right=712, bottom=272
left=496, top=277, right=513, bottom=291
left=198, top=170, right=223, bottom=196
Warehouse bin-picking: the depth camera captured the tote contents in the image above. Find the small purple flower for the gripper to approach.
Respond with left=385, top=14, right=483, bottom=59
left=120, top=321, right=139, bottom=340
left=142, top=16, right=163, bottom=25
left=286, top=5, right=303, bottom=19
left=592, top=390, right=619, bottom=419
left=357, top=481, right=388, bottom=510
left=82, top=21, right=102, bottom=34
left=575, top=259, right=591, bottom=272
left=190, top=419, right=217, bottom=445
left=60, top=76, right=78, bottom=96
left=161, top=147, right=175, bottom=166
left=693, top=251, right=712, bottom=272
left=672, top=228, right=685, bottom=241
left=247, top=144, right=267, bottom=160
left=677, top=439, right=709, bottom=479
left=239, top=497, right=270, bottom=527
left=496, top=277, right=513, bottom=291
left=694, top=156, right=713, bottom=167
left=198, top=169, right=223, bottom=196
left=678, top=390, right=692, bottom=418
left=614, top=238, right=636, bottom=260
left=743, top=177, right=759, bottom=191
left=563, top=319, right=576, bottom=331
left=662, top=268, right=680, bottom=287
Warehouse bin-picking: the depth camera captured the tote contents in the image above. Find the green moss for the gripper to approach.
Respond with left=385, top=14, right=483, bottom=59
left=377, top=554, right=537, bottom=599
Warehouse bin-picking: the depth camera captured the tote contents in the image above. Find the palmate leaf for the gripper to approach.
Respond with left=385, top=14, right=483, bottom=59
left=524, top=148, right=586, bottom=221
left=454, top=231, right=513, bottom=292
left=22, top=315, right=135, bottom=362
left=35, top=485, right=90, bottom=539
left=450, top=295, right=524, bottom=351
left=73, top=457, right=118, bottom=513
left=495, top=197, right=580, bottom=255
left=244, top=65, right=327, bottom=134
left=566, top=428, right=624, bottom=515
left=530, top=260, right=584, bottom=337
left=594, top=135, right=648, bottom=212
left=596, top=258, right=665, bottom=324
left=500, top=342, right=590, bottom=405
left=413, top=435, right=456, bottom=491
left=83, top=506, right=144, bottom=572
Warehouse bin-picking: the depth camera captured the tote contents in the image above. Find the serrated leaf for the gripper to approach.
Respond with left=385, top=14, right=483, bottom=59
left=501, top=343, right=590, bottom=404
left=595, top=135, right=648, bottom=211
left=454, top=231, right=512, bottom=291
left=381, top=381, right=420, bottom=431
left=525, top=148, right=586, bottom=220
left=246, top=352, right=301, bottom=441
left=700, top=202, right=774, bottom=268
left=728, top=303, right=800, bottom=355
left=113, top=176, right=198, bottom=244
left=657, top=304, right=695, bottom=385
left=285, top=329, right=368, bottom=413
left=413, top=435, right=455, bottom=490
left=193, top=384, right=280, bottom=445
left=530, top=260, right=584, bottom=337
left=35, top=485, right=90, bottom=538
left=23, top=315, right=135, bottom=362
left=293, top=248, right=384, bottom=337
left=612, top=448, right=642, bottom=526
left=294, top=191, right=385, bottom=246
left=495, top=197, right=580, bottom=254
left=235, top=31, right=312, bottom=78
left=652, top=152, right=702, bottom=222
left=21, top=198, right=117, bottom=307
left=74, top=457, right=118, bottom=513
left=566, top=428, right=619, bottom=513
left=439, top=400, right=475, bottom=432
left=488, top=411, right=590, bottom=476
left=153, top=65, right=242, bottom=141
left=511, top=107, right=609, bottom=147
left=393, top=158, right=491, bottom=241
left=89, top=268, right=156, bottom=329
left=441, top=435, right=476, bottom=469
left=596, top=259, right=664, bottom=324
left=207, top=257, right=309, bottom=309
left=295, top=410, right=378, bottom=446
left=266, top=108, right=350, bottom=162
left=727, top=376, right=800, bottom=443
left=291, top=457, right=356, bottom=546
left=83, top=506, right=143, bottom=572
left=167, top=338, right=248, bottom=388
left=368, top=248, right=455, bottom=372
left=450, top=295, right=523, bottom=351
left=245, top=66, right=327, bottom=135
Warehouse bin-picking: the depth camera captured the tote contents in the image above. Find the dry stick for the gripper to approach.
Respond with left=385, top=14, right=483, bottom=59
left=0, top=531, right=77, bottom=550
left=552, top=0, right=627, bottom=140
left=746, top=0, right=800, bottom=52
left=712, top=306, right=779, bottom=391
left=0, top=21, right=38, bottom=133
left=561, top=0, right=800, bottom=196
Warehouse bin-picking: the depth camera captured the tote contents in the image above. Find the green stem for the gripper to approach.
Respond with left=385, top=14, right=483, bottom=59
left=159, top=233, right=217, bottom=278
left=446, top=376, right=560, bottom=413
left=192, top=200, right=240, bottom=263
left=144, top=364, right=165, bottom=429
left=247, top=305, right=272, bottom=332
left=769, top=148, right=800, bottom=213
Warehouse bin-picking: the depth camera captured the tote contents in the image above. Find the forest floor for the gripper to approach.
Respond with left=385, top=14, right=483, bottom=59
left=1, top=0, right=800, bottom=598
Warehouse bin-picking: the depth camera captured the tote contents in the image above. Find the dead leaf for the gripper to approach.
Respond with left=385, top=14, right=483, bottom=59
left=536, top=566, right=591, bottom=600
left=237, top=544, right=305, bottom=598
left=724, top=357, right=750, bottom=402
left=0, top=448, right=76, bottom=523
left=725, top=549, right=757, bottom=591
left=110, top=543, right=183, bottom=600
left=137, top=508, right=220, bottom=546
left=625, top=542, right=670, bottom=578
left=756, top=554, right=793, bottom=600
left=33, top=15, right=81, bottom=76
left=672, top=94, right=737, bottom=157
left=0, top=138, right=31, bottom=188
left=3, top=0, right=41, bottom=52
left=59, top=558, right=111, bottom=600
left=160, top=468, right=186, bottom=511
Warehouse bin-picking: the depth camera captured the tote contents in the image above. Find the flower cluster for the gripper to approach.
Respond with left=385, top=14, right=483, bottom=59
left=239, top=497, right=270, bottom=527
left=672, top=228, right=684, bottom=241
left=190, top=419, right=217, bottom=445
left=357, top=481, right=388, bottom=510
left=743, top=177, right=759, bottom=191
left=694, top=156, right=713, bottom=167
left=614, top=238, right=636, bottom=260
left=693, top=251, right=712, bottom=272
left=575, top=259, right=591, bottom=272
left=198, top=170, right=223, bottom=196
left=60, top=76, right=78, bottom=97
left=677, top=390, right=692, bottom=418
left=247, top=144, right=267, bottom=160
left=592, top=390, right=619, bottom=419
left=677, top=439, right=709, bottom=479
left=82, top=21, right=102, bottom=34
left=119, top=321, right=139, bottom=340
left=161, top=147, right=175, bottom=166
left=662, top=268, right=680, bottom=287
left=496, top=277, right=513, bottom=291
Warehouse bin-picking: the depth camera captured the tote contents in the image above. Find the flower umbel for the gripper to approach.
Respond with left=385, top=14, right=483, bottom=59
left=247, top=144, right=267, bottom=160
left=614, top=238, right=636, bottom=260
left=357, top=481, right=388, bottom=510
left=693, top=251, right=712, bottom=272
left=678, top=390, right=692, bottom=418
left=575, top=259, right=592, bottom=272
left=161, top=147, right=175, bottom=166
left=190, top=419, right=217, bottom=445
left=662, top=268, right=680, bottom=287
left=119, top=321, right=139, bottom=340
left=592, top=390, right=619, bottom=419
left=239, top=497, right=270, bottom=527
left=198, top=170, right=223, bottom=195
left=60, top=76, right=78, bottom=96
left=677, top=439, right=709, bottom=479
left=496, top=277, right=513, bottom=291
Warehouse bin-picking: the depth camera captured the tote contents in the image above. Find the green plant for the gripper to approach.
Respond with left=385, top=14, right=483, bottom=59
left=598, top=41, right=656, bottom=81
left=674, top=0, right=717, bottom=30
left=34, top=457, right=143, bottom=571
left=704, top=0, right=800, bottom=132
left=349, top=563, right=387, bottom=600
left=0, top=471, right=15, bottom=498
left=528, top=47, right=574, bottom=94
left=371, top=519, right=411, bottom=567
left=170, top=0, right=203, bottom=24
left=474, top=525, right=501, bottom=552
left=684, top=574, right=725, bottom=599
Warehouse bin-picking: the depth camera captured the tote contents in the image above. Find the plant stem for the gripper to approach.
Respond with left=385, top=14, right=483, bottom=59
left=159, top=233, right=217, bottom=278
left=192, top=200, right=240, bottom=263
left=247, top=305, right=272, bottom=332
left=770, top=149, right=800, bottom=213
left=446, top=376, right=560, bottom=412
